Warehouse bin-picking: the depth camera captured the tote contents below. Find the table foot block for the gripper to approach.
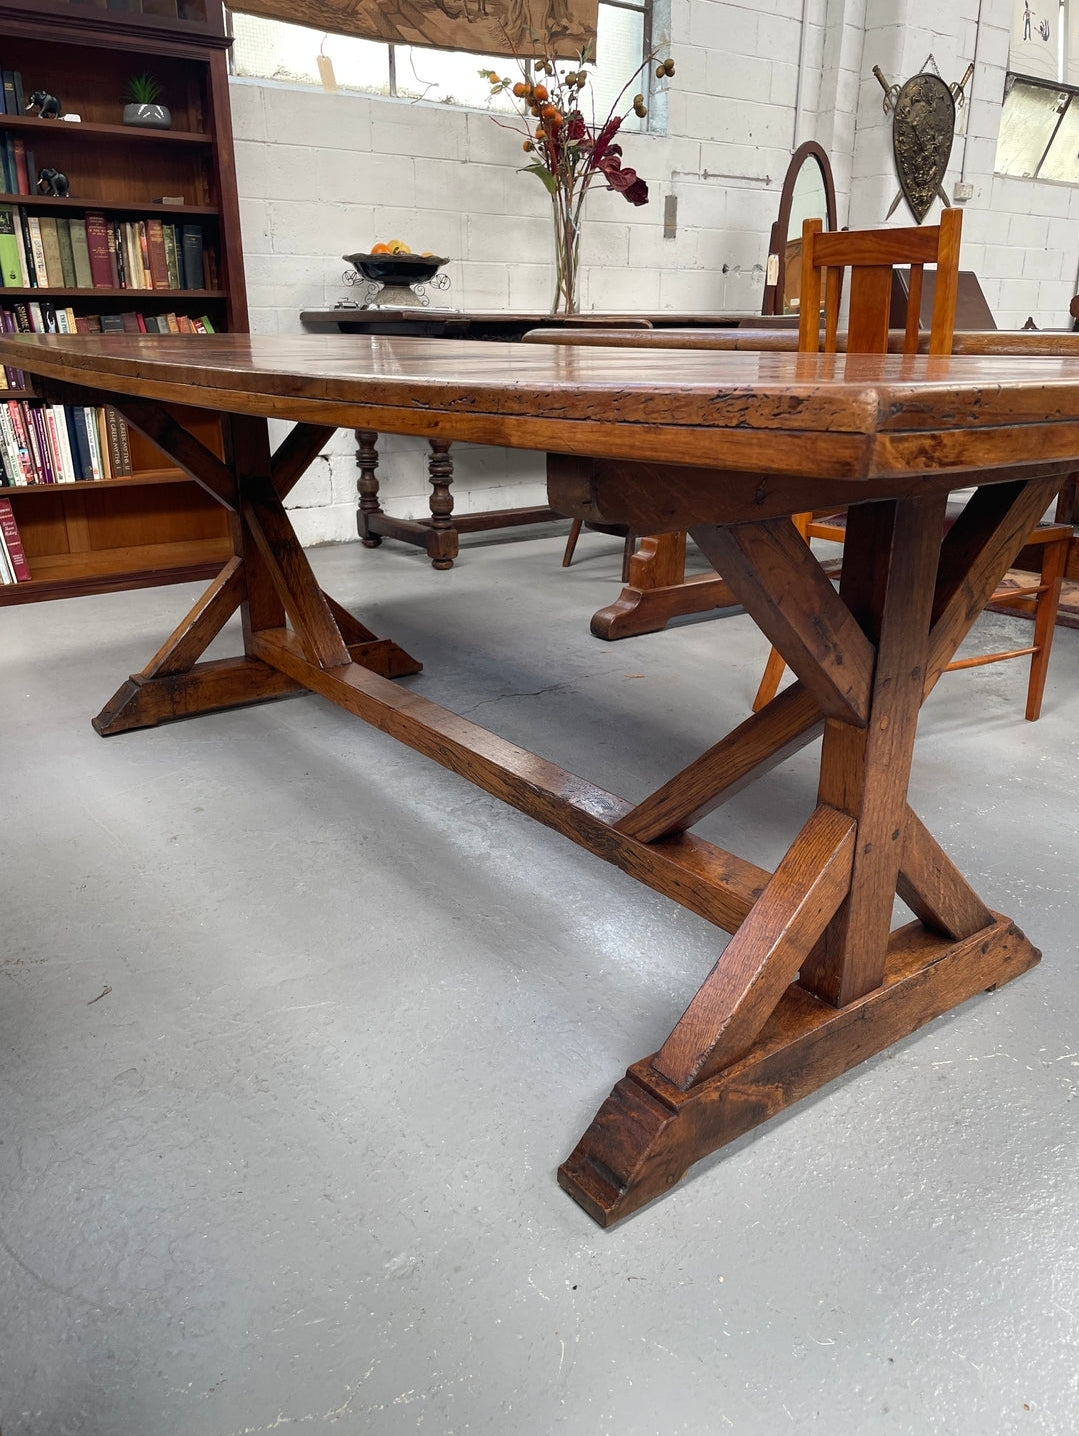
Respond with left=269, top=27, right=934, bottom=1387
left=591, top=575, right=740, bottom=640
left=93, top=657, right=304, bottom=736
left=559, top=914, right=1039, bottom=1226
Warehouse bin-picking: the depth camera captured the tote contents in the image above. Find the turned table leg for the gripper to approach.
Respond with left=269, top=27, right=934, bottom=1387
left=355, top=428, right=383, bottom=547
left=427, top=439, right=457, bottom=570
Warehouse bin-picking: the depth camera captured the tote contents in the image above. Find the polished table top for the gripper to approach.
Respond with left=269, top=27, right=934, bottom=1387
left=7, top=332, right=1079, bottom=492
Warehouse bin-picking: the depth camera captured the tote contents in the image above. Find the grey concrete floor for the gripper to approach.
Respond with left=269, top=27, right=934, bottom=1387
left=2, top=529, right=1078, bottom=1436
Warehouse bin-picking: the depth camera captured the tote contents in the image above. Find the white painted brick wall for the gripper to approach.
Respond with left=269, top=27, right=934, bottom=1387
left=229, top=0, right=1079, bottom=545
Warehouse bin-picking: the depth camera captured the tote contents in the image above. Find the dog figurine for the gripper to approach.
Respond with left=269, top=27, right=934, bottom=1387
left=36, top=167, right=70, bottom=197
left=26, top=90, right=61, bottom=119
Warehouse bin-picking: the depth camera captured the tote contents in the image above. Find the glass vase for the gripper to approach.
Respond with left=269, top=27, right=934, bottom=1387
left=550, top=190, right=582, bottom=315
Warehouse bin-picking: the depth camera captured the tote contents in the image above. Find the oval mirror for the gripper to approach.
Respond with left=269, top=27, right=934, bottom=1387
left=762, top=141, right=837, bottom=316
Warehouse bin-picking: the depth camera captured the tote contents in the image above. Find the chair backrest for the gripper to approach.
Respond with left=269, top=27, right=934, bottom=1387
left=798, top=207, right=962, bottom=357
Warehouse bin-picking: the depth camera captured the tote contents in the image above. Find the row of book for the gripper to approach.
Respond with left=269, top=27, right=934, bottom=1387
left=0, top=206, right=211, bottom=291
left=0, top=495, right=30, bottom=583
left=0, top=303, right=216, bottom=389
left=0, top=132, right=37, bottom=197
left=0, top=400, right=134, bottom=487
left=0, top=69, right=26, bottom=118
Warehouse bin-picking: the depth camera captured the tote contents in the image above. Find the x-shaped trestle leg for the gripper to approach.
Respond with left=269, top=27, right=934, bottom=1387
left=558, top=479, right=1055, bottom=1224
left=86, top=404, right=422, bottom=737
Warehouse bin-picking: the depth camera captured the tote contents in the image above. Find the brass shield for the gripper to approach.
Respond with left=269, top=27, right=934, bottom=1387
left=892, top=72, right=956, bottom=224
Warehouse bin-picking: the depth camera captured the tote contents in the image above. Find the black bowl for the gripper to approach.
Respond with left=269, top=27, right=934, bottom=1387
left=344, top=252, right=448, bottom=284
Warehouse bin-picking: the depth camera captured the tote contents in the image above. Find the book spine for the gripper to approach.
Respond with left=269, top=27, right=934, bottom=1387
left=0, top=73, right=16, bottom=118
left=68, top=406, right=92, bottom=479
left=181, top=225, right=204, bottom=290
left=69, top=217, right=93, bottom=288
left=26, top=216, right=48, bottom=287
left=0, top=306, right=25, bottom=390
left=146, top=218, right=171, bottom=289
left=0, top=494, right=30, bottom=579
left=124, top=223, right=140, bottom=289
left=20, top=405, right=45, bottom=483
left=84, top=213, right=111, bottom=287
left=63, top=405, right=85, bottom=479
left=138, top=221, right=152, bottom=289
left=0, top=520, right=13, bottom=582
left=55, top=218, right=76, bottom=287
left=0, top=135, right=14, bottom=194
left=17, top=209, right=35, bottom=287
left=162, top=224, right=181, bottom=289
left=6, top=402, right=35, bottom=484
left=105, top=405, right=124, bottom=477
left=109, top=224, right=123, bottom=288
left=0, top=402, right=25, bottom=484
left=28, top=405, right=55, bottom=483
left=47, top=404, right=76, bottom=482
left=38, top=218, right=63, bottom=291
left=95, top=406, right=112, bottom=479
left=114, top=410, right=133, bottom=475
left=42, top=405, right=65, bottom=481
left=82, top=406, right=103, bottom=481
left=0, top=204, right=22, bottom=286
left=12, top=138, right=28, bottom=195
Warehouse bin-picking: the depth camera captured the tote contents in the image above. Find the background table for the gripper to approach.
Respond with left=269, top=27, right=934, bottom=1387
left=299, top=309, right=798, bottom=567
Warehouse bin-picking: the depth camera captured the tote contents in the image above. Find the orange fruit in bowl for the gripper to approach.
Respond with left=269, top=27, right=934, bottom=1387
left=370, top=242, right=391, bottom=254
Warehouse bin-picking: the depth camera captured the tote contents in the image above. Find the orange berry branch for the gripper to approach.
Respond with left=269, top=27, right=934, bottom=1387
left=480, top=36, right=674, bottom=311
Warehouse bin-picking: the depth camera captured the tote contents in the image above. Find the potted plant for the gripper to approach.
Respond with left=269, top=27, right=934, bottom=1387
left=123, top=74, right=171, bottom=130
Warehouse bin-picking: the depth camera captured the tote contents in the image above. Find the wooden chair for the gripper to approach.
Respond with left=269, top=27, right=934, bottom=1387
left=561, top=518, right=636, bottom=581
left=752, top=209, right=1070, bottom=721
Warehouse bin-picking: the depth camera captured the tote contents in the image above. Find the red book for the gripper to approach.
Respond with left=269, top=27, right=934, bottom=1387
left=0, top=495, right=30, bottom=579
left=146, top=218, right=171, bottom=289
left=12, top=139, right=29, bottom=195
left=84, top=212, right=113, bottom=288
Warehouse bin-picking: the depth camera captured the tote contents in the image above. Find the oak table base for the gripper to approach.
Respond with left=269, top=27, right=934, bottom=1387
left=10, top=335, right=1064, bottom=1227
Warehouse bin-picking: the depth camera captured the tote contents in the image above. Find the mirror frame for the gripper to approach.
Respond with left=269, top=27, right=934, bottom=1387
left=761, top=141, right=838, bottom=316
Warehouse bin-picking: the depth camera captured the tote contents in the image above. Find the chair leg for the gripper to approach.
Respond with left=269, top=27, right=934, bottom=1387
left=562, top=517, right=583, bottom=568
left=753, top=646, right=787, bottom=711
left=621, top=534, right=636, bottom=584
left=1024, top=532, right=1068, bottom=721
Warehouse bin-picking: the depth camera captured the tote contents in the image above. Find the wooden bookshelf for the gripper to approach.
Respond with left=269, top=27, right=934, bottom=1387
left=0, top=0, right=246, bottom=604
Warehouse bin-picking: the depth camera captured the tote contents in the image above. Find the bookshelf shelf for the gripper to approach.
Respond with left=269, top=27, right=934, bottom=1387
left=1, top=467, right=206, bottom=493
left=1, top=287, right=226, bottom=298
left=0, top=534, right=233, bottom=603
left=0, top=0, right=247, bottom=604
left=0, top=193, right=219, bottom=217
left=0, top=115, right=213, bottom=145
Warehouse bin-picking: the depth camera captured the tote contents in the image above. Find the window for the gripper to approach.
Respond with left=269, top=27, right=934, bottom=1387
left=995, top=73, right=1079, bottom=181
left=225, top=1, right=659, bottom=132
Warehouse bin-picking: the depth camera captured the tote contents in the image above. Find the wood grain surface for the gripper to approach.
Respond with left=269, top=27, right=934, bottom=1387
left=6, top=334, right=1079, bottom=488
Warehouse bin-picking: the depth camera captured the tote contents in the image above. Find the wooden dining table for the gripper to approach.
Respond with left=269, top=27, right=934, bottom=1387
left=2, top=331, right=1074, bottom=1226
